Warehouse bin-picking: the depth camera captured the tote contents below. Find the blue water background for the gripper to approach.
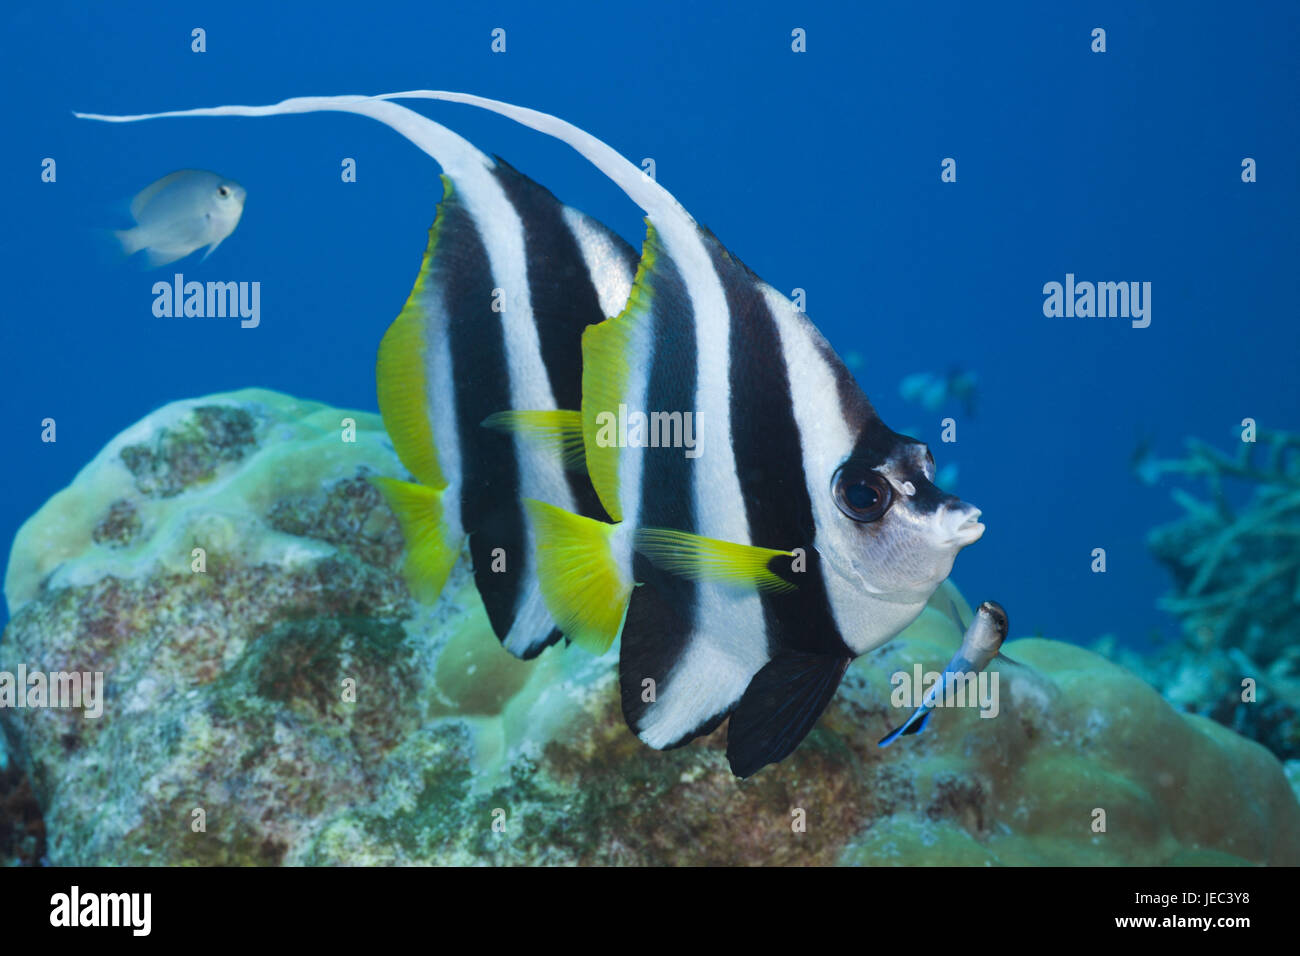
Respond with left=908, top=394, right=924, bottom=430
left=2, top=0, right=1297, bottom=649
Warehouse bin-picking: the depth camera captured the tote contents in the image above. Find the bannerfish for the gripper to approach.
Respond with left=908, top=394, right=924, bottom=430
left=76, top=93, right=987, bottom=776
left=878, top=599, right=1008, bottom=746
left=369, top=137, right=638, bottom=657
left=81, top=99, right=636, bottom=661
left=113, top=169, right=246, bottom=268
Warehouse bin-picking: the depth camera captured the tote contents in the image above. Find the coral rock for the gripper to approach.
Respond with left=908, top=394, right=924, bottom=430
left=3, top=391, right=1298, bottom=865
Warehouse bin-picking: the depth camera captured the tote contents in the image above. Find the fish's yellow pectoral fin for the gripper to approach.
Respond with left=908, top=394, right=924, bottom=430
left=482, top=409, right=586, bottom=470
left=524, top=498, right=631, bottom=655
left=370, top=476, right=461, bottom=604
left=633, top=527, right=798, bottom=593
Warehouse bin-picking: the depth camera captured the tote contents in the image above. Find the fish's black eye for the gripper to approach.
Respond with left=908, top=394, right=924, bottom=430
left=218, top=185, right=230, bottom=197
left=831, top=464, right=893, bottom=523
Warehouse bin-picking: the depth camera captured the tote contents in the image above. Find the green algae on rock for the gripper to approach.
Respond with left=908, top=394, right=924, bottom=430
left=2, top=390, right=1299, bottom=865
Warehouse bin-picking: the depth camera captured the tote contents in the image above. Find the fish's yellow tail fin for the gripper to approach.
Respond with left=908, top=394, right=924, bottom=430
left=524, top=498, right=631, bottom=655
left=370, top=476, right=461, bottom=604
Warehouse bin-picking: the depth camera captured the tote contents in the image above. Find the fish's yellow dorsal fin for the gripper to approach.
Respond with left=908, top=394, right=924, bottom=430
left=524, top=498, right=632, bottom=654
left=633, top=527, right=798, bottom=593
left=579, top=224, right=665, bottom=522
left=375, top=176, right=454, bottom=490
left=482, top=409, right=586, bottom=470
left=369, top=477, right=461, bottom=603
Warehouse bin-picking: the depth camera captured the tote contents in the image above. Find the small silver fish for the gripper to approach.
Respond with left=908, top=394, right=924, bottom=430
left=879, top=599, right=1009, bottom=746
left=114, top=169, right=246, bottom=268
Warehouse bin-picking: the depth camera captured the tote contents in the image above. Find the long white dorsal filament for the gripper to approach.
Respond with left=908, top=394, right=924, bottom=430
left=75, top=95, right=493, bottom=182
left=369, top=90, right=697, bottom=229
left=76, top=90, right=702, bottom=239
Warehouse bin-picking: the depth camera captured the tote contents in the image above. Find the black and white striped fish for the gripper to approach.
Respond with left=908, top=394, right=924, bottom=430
left=77, top=97, right=637, bottom=660
left=372, top=154, right=640, bottom=659
left=76, top=93, right=987, bottom=777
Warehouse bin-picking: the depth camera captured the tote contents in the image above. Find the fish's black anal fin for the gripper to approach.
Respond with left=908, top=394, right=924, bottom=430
left=725, top=652, right=851, bottom=778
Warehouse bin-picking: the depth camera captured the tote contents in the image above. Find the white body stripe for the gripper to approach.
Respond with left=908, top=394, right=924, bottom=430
left=426, top=310, right=465, bottom=545
left=637, top=220, right=768, bottom=746
left=762, top=285, right=923, bottom=654
left=638, top=582, right=768, bottom=748
left=614, top=344, right=652, bottom=577
left=455, top=158, right=575, bottom=655
left=561, top=206, right=635, bottom=319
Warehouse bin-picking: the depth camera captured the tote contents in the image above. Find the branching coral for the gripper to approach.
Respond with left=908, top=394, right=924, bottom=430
left=1134, top=427, right=1300, bottom=759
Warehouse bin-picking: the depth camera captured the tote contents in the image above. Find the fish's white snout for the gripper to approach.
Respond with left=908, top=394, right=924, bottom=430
left=941, top=501, right=984, bottom=548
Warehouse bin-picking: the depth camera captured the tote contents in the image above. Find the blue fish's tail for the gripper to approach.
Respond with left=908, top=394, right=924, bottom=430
left=878, top=707, right=933, bottom=747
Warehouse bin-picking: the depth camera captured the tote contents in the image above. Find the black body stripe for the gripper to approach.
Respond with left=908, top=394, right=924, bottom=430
left=814, top=337, right=879, bottom=434
left=435, top=192, right=530, bottom=645
left=812, top=337, right=910, bottom=469
left=846, top=421, right=911, bottom=471
left=492, top=159, right=635, bottom=523
left=619, top=250, right=707, bottom=740
left=710, top=237, right=852, bottom=658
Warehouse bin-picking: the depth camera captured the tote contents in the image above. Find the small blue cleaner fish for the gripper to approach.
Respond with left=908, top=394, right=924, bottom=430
left=114, top=169, right=246, bottom=268
left=879, top=599, right=1009, bottom=746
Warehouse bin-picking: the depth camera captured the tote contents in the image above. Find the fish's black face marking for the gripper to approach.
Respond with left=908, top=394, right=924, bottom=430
left=888, top=441, right=954, bottom=516
left=831, top=462, right=893, bottom=523
left=901, top=472, right=952, bottom=517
